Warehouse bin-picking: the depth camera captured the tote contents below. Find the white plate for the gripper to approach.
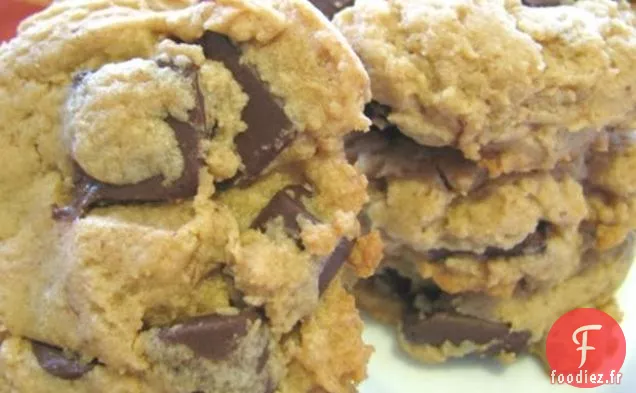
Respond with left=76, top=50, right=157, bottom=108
left=360, top=263, right=636, bottom=393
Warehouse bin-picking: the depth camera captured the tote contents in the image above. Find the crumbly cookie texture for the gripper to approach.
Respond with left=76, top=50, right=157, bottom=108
left=347, top=123, right=636, bottom=364
left=0, top=0, right=376, bottom=392
left=357, top=234, right=633, bottom=364
left=67, top=58, right=195, bottom=185
left=348, top=129, right=636, bottom=297
left=335, top=0, right=636, bottom=175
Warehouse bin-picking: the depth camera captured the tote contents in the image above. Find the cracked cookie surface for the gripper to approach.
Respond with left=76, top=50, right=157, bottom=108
left=0, top=1, right=380, bottom=392
left=334, top=0, right=636, bottom=370
left=335, top=0, right=636, bottom=175
left=347, top=123, right=636, bottom=363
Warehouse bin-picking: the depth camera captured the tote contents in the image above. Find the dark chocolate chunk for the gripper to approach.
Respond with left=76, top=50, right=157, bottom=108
left=427, top=221, right=549, bottom=261
left=318, top=239, right=352, bottom=293
left=159, top=311, right=258, bottom=361
left=483, top=330, right=533, bottom=357
left=522, top=0, right=562, bottom=6
left=401, top=311, right=530, bottom=353
left=53, top=69, right=206, bottom=221
left=251, top=186, right=352, bottom=293
left=31, top=341, right=96, bottom=380
left=199, top=32, right=295, bottom=186
left=309, top=0, right=354, bottom=19
left=251, top=185, right=316, bottom=238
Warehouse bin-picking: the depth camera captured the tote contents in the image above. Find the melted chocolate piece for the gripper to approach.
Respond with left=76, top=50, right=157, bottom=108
left=54, top=69, right=206, bottom=221
left=251, top=186, right=352, bottom=293
left=309, top=0, right=354, bottom=19
left=401, top=311, right=531, bottom=353
left=159, top=311, right=258, bottom=361
left=199, top=32, right=295, bottom=186
left=31, top=341, right=96, bottom=380
left=522, top=0, right=562, bottom=6
left=428, top=221, right=549, bottom=261
left=318, top=239, right=353, bottom=293
left=251, top=185, right=316, bottom=237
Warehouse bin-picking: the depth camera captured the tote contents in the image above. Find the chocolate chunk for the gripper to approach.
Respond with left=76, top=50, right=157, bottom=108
left=522, top=0, right=562, bottom=6
left=251, top=185, right=316, bottom=238
left=309, top=0, right=354, bottom=19
left=159, top=311, right=258, bottom=361
left=199, top=32, right=295, bottom=186
left=251, top=186, right=352, bottom=293
left=483, top=330, right=533, bottom=357
left=318, top=239, right=352, bottom=293
left=31, top=341, right=96, bottom=380
left=54, top=69, right=206, bottom=221
left=401, top=311, right=530, bottom=354
left=427, top=221, right=549, bottom=261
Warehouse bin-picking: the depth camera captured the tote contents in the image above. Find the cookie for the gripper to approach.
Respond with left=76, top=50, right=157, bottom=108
left=347, top=121, right=636, bottom=362
left=335, top=0, right=636, bottom=175
left=0, top=0, right=383, bottom=392
left=357, top=234, right=632, bottom=363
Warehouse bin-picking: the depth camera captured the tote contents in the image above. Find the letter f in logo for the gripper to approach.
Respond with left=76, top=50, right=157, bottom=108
left=573, top=325, right=603, bottom=368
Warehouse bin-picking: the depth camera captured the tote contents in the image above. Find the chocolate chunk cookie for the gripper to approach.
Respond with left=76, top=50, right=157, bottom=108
left=0, top=1, right=381, bottom=392
left=336, top=0, right=636, bottom=175
left=347, top=122, right=636, bottom=363
left=337, top=0, right=636, bottom=367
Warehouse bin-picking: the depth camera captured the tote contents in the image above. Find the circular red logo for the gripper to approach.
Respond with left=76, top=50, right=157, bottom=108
left=546, top=308, right=626, bottom=388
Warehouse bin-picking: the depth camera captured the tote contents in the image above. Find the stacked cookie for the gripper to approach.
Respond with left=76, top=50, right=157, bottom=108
left=0, top=0, right=383, bottom=392
left=336, top=0, right=636, bottom=363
